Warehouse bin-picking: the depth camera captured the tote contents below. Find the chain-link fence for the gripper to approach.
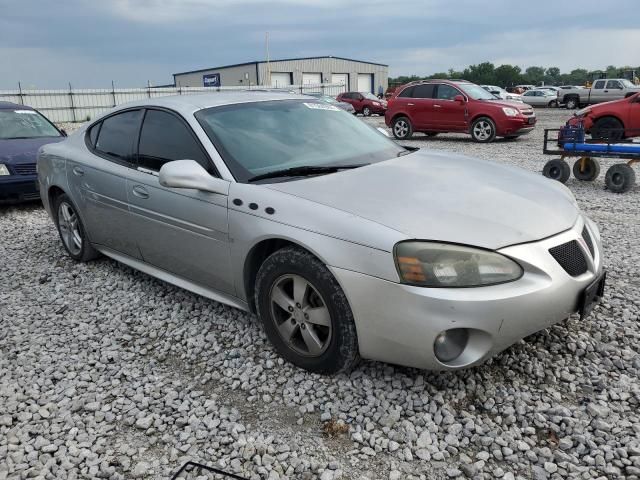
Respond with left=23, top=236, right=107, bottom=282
left=0, top=83, right=347, bottom=123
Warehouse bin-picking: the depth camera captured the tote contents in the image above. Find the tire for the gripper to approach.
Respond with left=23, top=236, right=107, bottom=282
left=255, top=246, right=360, bottom=374
left=548, top=100, right=558, bottom=108
left=53, top=193, right=100, bottom=262
left=362, top=106, right=371, bottom=117
left=605, top=163, right=636, bottom=193
left=470, top=117, right=496, bottom=143
left=591, top=117, right=624, bottom=141
left=565, top=97, right=580, bottom=109
left=542, top=159, right=571, bottom=183
left=392, top=116, right=413, bottom=140
left=424, top=132, right=438, bottom=137
left=572, top=157, right=600, bottom=181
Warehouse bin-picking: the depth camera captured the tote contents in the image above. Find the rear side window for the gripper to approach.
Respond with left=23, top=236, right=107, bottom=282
left=412, top=84, right=434, bottom=99
left=398, top=86, right=414, bottom=97
left=95, top=110, right=143, bottom=163
left=87, top=123, right=100, bottom=148
left=593, top=80, right=605, bottom=89
left=138, top=109, right=210, bottom=172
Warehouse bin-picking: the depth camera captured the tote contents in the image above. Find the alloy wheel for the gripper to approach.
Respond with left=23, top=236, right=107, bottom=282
left=57, top=201, right=82, bottom=255
left=269, top=274, right=332, bottom=357
left=473, top=120, right=493, bottom=141
left=394, top=120, right=409, bottom=138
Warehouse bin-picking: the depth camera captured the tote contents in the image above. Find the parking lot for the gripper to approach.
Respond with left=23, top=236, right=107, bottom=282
left=1, top=108, right=639, bottom=480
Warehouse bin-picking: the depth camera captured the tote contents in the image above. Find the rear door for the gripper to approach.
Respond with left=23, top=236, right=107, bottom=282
left=408, top=84, right=436, bottom=129
left=70, top=109, right=143, bottom=258
left=433, top=83, right=467, bottom=130
left=126, top=108, right=234, bottom=294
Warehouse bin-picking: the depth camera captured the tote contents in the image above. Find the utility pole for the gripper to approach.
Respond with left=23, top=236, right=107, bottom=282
left=265, top=31, right=271, bottom=87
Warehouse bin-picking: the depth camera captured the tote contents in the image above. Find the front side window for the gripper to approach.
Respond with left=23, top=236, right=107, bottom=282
left=94, top=109, right=143, bottom=163
left=412, top=84, right=434, bottom=99
left=593, top=80, right=606, bottom=89
left=138, top=109, right=209, bottom=172
left=195, top=100, right=404, bottom=183
left=456, top=83, right=495, bottom=100
left=0, top=109, right=61, bottom=140
left=606, top=80, right=622, bottom=89
left=435, top=84, right=461, bottom=100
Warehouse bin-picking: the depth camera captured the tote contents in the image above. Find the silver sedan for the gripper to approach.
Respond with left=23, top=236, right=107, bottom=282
left=521, top=89, right=559, bottom=107
left=38, top=92, right=605, bottom=373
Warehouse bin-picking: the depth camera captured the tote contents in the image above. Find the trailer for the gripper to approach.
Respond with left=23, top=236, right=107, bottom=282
left=542, top=126, right=639, bottom=193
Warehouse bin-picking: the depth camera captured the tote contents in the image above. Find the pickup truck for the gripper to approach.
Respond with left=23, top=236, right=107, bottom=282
left=559, top=78, right=640, bottom=109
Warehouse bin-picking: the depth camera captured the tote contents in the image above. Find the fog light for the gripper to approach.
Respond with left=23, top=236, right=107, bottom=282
left=434, top=328, right=469, bottom=363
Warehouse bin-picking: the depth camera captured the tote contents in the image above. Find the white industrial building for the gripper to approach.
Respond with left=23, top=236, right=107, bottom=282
left=172, top=56, right=388, bottom=93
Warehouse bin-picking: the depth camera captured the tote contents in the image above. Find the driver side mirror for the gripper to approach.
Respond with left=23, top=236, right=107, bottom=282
left=454, top=95, right=466, bottom=104
left=159, top=160, right=229, bottom=195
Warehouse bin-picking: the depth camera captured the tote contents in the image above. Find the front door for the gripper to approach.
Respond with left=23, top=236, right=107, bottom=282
left=69, top=109, right=143, bottom=258
left=603, top=80, right=624, bottom=102
left=126, top=108, right=234, bottom=295
left=590, top=80, right=607, bottom=103
left=433, top=84, right=467, bottom=130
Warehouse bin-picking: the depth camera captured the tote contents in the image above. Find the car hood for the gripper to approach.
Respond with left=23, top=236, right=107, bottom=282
left=266, top=150, right=579, bottom=250
left=486, top=99, right=528, bottom=109
left=0, top=137, right=64, bottom=164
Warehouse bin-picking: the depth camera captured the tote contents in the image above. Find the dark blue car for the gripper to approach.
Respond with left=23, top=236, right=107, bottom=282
left=0, top=102, right=65, bottom=203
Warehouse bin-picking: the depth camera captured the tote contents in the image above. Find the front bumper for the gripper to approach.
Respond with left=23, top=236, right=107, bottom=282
left=331, top=217, right=603, bottom=370
left=0, top=175, right=40, bottom=204
left=498, top=116, right=537, bottom=136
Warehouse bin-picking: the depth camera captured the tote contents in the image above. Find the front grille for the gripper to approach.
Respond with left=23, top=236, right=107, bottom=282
left=549, top=240, right=588, bottom=276
left=582, top=227, right=595, bottom=258
left=521, top=109, right=535, bottom=116
left=13, top=163, right=37, bottom=175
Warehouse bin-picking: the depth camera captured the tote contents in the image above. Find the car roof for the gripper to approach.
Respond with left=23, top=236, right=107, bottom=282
left=0, top=101, right=34, bottom=110
left=107, top=91, right=304, bottom=117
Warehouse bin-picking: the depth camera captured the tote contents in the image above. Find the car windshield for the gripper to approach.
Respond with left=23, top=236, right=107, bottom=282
left=455, top=83, right=496, bottom=100
left=0, top=109, right=61, bottom=140
left=362, top=93, right=379, bottom=100
left=620, top=79, right=636, bottom=88
left=195, top=100, right=403, bottom=183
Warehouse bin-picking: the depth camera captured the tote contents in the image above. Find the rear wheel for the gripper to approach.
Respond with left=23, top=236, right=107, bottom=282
left=565, top=97, right=580, bottom=109
left=548, top=100, right=558, bottom=108
left=470, top=117, right=496, bottom=143
left=543, top=159, right=570, bottom=183
left=53, top=193, right=100, bottom=262
left=605, top=163, right=636, bottom=193
left=592, top=117, right=624, bottom=141
left=572, top=157, right=600, bottom=181
left=255, top=246, right=359, bottom=374
left=362, top=106, right=371, bottom=117
left=392, top=116, right=413, bottom=140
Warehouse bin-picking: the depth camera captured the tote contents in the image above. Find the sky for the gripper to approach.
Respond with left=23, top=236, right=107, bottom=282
left=1, top=0, right=639, bottom=89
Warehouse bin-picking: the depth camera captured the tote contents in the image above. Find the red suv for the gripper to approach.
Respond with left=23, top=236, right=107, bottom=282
left=567, top=92, right=640, bottom=140
left=385, top=80, right=536, bottom=142
left=336, top=91, right=387, bottom=116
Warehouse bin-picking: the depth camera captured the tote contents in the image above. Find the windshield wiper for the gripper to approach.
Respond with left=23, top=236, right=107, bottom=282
left=248, top=164, right=367, bottom=183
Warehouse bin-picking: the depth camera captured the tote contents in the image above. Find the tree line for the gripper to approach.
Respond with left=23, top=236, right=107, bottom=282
left=389, top=63, right=639, bottom=87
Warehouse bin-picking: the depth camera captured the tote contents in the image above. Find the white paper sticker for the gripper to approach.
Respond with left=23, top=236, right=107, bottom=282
left=14, top=110, right=38, bottom=114
left=303, top=102, right=340, bottom=111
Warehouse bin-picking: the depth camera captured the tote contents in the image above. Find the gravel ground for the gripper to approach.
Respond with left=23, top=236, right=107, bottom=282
left=1, top=109, right=639, bottom=480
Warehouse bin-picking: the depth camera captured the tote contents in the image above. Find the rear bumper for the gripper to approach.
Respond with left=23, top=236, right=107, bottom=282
left=0, top=175, right=40, bottom=204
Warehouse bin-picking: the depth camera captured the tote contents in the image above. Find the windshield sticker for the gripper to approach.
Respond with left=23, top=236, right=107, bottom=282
left=14, top=110, right=38, bottom=114
left=303, top=102, right=341, bottom=111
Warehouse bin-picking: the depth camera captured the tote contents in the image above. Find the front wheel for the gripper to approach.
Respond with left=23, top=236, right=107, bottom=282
left=542, top=159, right=570, bottom=183
left=53, top=193, right=100, bottom=262
left=362, top=106, right=371, bottom=116
left=470, top=117, right=496, bottom=143
left=605, top=163, right=636, bottom=193
left=255, top=247, right=360, bottom=374
left=392, top=116, right=413, bottom=140
left=592, top=117, right=624, bottom=141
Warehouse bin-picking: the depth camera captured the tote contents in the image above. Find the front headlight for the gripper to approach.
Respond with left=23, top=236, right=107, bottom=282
left=0, top=164, right=11, bottom=176
left=502, top=107, right=519, bottom=117
left=575, top=107, right=591, bottom=117
left=395, top=241, right=523, bottom=287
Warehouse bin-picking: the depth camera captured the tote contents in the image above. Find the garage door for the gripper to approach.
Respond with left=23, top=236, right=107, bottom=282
left=270, top=72, right=292, bottom=87
left=357, top=73, right=373, bottom=93
left=302, top=73, right=322, bottom=85
left=332, top=73, right=348, bottom=88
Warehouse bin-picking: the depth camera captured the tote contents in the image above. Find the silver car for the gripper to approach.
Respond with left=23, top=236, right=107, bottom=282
left=521, top=89, right=559, bottom=107
left=38, top=92, right=605, bottom=374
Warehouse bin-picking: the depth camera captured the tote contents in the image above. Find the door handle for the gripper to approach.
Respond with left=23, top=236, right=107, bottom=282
left=132, top=185, right=149, bottom=199
left=434, top=104, right=442, bottom=108
left=407, top=103, right=415, bottom=106
left=604, top=90, right=608, bottom=93
left=72, top=166, right=84, bottom=176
